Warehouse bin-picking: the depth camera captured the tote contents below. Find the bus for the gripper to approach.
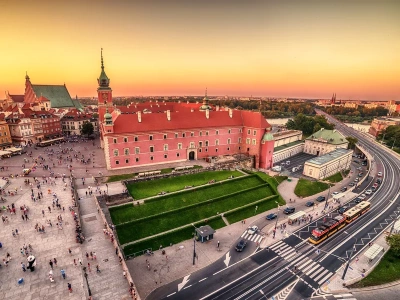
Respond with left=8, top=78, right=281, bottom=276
left=343, top=201, right=371, bottom=223
left=309, top=215, right=346, bottom=244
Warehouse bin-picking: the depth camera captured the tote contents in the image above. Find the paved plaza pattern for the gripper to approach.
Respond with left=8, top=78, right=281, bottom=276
left=0, top=139, right=132, bottom=300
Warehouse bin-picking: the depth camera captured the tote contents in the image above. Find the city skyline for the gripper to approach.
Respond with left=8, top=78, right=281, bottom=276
left=1, top=0, right=399, bottom=100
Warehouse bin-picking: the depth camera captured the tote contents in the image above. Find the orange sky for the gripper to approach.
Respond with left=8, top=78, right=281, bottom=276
left=0, top=0, right=399, bottom=100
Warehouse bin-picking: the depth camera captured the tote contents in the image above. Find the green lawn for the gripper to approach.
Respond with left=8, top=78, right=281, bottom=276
left=225, top=195, right=280, bottom=224
left=325, top=172, right=343, bottom=183
left=116, top=185, right=273, bottom=244
left=350, top=249, right=400, bottom=287
left=126, top=170, right=244, bottom=199
left=123, top=217, right=226, bottom=257
left=107, top=173, right=136, bottom=182
left=294, top=178, right=330, bottom=197
left=110, top=175, right=265, bottom=225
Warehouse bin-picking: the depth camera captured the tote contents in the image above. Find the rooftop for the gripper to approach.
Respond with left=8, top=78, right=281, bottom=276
left=306, top=128, right=347, bottom=145
left=305, top=148, right=352, bottom=166
left=272, top=130, right=302, bottom=139
left=274, top=140, right=304, bottom=152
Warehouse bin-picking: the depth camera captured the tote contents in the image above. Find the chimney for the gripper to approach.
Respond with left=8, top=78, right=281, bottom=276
left=216, top=105, right=220, bottom=111
left=167, top=110, right=171, bottom=121
left=206, top=109, right=209, bottom=119
left=138, top=111, right=142, bottom=123
left=187, top=101, right=189, bottom=104
left=191, top=109, right=194, bottom=112
left=229, top=108, right=233, bottom=118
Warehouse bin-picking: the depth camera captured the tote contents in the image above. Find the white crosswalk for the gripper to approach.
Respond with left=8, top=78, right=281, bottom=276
left=240, top=232, right=264, bottom=244
left=268, top=241, right=334, bottom=286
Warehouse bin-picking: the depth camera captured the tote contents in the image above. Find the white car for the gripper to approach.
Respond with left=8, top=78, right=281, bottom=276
left=359, top=194, right=367, bottom=200
left=377, top=172, right=382, bottom=177
left=365, top=189, right=373, bottom=195
left=332, top=192, right=339, bottom=196
left=247, top=225, right=258, bottom=235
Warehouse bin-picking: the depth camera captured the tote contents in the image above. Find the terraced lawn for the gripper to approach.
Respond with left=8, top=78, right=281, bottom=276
left=110, top=175, right=264, bottom=225
left=116, top=184, right=273, bottom=244
left=126, top=170, right=243, bottom=199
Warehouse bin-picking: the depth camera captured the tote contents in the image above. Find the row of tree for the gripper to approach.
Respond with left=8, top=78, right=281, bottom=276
left=320, top=106, right=388, bottom=118
left=377, top=125, right=400, bottom=149
left=285, top=114, right=334, bottom=135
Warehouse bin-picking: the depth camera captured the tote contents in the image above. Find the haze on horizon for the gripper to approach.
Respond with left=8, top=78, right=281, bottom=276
left=0, top=0, right=399, bottom=100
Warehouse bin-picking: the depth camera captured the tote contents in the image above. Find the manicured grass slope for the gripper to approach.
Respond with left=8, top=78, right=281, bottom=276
left=350, top=249, right=400, bottom=287
left=126, top=170, right=243, bottom=199
left=116, top=185, right=273, bottom=244
left=294, top=178, right=330, bottom=197
left=123, top=217, right=226, bottom=257
left=110, top=175, right=265, bottom=224
left=325, top=172, right=343, bottom=183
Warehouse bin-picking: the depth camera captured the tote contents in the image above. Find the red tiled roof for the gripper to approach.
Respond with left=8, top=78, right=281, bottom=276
left=9, top=94, right=25, bottom=102
left=0, top=113, right=5, bottom=121
left=241, top=110, right=271, bottom=129
left=113, top=110, right=246, bottom=134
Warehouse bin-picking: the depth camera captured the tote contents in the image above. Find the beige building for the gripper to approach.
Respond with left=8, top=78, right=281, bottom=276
left=0, top=117, right=12, bottom=148
left=304, top=128, right=348, bottom=156
left=303, top=148, right=353, bottom=180
left=273, top=130, right=302, bottom=148
left=271, top=130, right=304, bottom=164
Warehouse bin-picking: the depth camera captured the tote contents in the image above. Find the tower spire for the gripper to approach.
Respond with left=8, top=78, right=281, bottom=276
left=205, top=87, right=207, bottom=97
left=101, top=48, right=104, bottom=70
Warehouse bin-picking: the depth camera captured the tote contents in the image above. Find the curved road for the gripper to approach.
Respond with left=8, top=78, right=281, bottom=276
left=147, top=112, right=400, bottom=300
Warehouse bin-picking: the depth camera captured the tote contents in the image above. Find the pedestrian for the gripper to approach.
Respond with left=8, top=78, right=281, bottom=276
left=87, top=262, right=91, bottom=272
left=115, top=247, right=118, bottom=255
left=49, top=260, right=53, bottom=269
left=90, top=251, right=93, bottom=260
left=96, top=265, right=101, bottom=273
left=67, top=282, right=72, bottom=293
left=86, top=252, right=89, bottom=260
left=93, top=251, right=97, bottom=260
left=74, top=259, right=77, bottom=266
left=78, top=258, right=82, bottom=266
left=12, top=230, right=16, bottom=238
left=21, top=215, right=25, bottom=221
left=217, top=241, right=220, bottom=248
left=21, top=262, right=26, bottom=272
left=68, top=248, right=72, bottom=255
left=53, top=258, right=58, bottom=266
left=61, top=269, right=66, bottom=279
left=123, top=270, right=127, bottom=278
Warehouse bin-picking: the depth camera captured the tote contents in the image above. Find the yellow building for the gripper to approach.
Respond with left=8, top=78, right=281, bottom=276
left=0, top=117, right=12, bottom=148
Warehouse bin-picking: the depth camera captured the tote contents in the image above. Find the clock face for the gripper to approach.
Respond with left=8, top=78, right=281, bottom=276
left=102, top=93, right=108, bottom=101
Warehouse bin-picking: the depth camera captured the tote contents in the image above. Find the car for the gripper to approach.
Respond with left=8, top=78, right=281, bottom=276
left=378, top=172, right=383, bottom=177
left=349, top=182, right=355, bottom=187
left=359, top=194, right=367, bottom=200
left=305, top=201, right=314, bottom=207
left=365, top=189, right=373, bottom=195
left=284, top=207, right=296, bottom=214
left=340, top=187, right=347, bottom=192
left=354, top=197, right=363, bottom=203
left=332, top=192, right=339, bottom=196
left=316, top=196, right=326, bottom=202
left=358, top=173, right=363, bottom=177
left=354, top=178, right=359, bottom=182
left=338, top=206, right=349, bottom=214
left=376, top=178, right=382, bottom=184
left=266, top=213, right=277, bottom=220
left=362, top=162, right=367, bottom=166
left=247, top=225, right=259, bottom=235
left=235, top=240, right=247, bottom=252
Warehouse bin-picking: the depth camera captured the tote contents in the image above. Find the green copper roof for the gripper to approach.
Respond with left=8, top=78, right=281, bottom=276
left=262, top=132, right=274, bottom=142
left=306, top=129, right=347, bottom=145
left=305, top=148, right=352, bottom=165
left=31, top=85, right=75, bottom=108
left=72, top=99, right=84, bottom=111
left=274, top=140, right=304, bottom=152
left=104, top=111, right=112, bottom=119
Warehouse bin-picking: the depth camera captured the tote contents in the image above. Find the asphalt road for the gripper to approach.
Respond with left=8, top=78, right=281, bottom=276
left=147, top=112, right=400, bottom=300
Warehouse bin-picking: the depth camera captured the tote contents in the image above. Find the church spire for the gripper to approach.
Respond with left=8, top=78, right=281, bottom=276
left=101, top=48, right=104, bottom=71
left=97, top=48, right=110, bottom=89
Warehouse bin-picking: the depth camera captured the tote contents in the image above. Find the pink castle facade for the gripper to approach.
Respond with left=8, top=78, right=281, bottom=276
left=97, top=52, right=275, bottom=170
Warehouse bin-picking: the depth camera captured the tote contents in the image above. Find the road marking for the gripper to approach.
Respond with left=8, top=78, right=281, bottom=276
left=335, top=294, right=354, bottom=298
left=183, top=284, right=192, bottom=290
left=166, top=292, right=176, bottom=297
left=198, top=277, right=207, bottom=282
left=178, top=275, right=190, bottom=292
left=224, top=252, right=231, bottom=267
left=301, top=261, right=316, bottom=273
left=305, top=264, right=320, bottom=276
left=312, top=269, right=330, bottom=281
left=318, top=272, right=333, bottom=285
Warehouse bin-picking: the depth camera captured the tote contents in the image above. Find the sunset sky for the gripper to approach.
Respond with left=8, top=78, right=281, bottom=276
left=1, top=0, right=399, bottom=100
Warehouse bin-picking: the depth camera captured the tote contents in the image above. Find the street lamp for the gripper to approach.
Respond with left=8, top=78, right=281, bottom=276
left=191, top=224, right=197, bottom=265
left=388, top=215, right=400, bottom=237
left=342, top=231, right=357, bottom=280
left=82, top=266, right=92, bottom=296
left=273, top=201, right=280, bottom=239
left=392, top=137, right=397, bottom=150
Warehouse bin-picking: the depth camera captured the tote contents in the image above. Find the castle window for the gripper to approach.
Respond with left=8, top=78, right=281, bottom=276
left=164, top=154, right=168, bottom=159
left=164, top=134, right=167, bottom=139
left=252, top=139, right=257, bottom=145
left=116, top=160, right=119, bottom=165
left=253, top=130, right=257, bottom=136
left=149, top=135, right=153, bottom=141
left=175, top=133, right=178, bottom=138
left=113, top=138, right=117, bottom=144
left=191, top=132, right=194, bottom=137
left=216, top=130, right=219, bottom=135
left=199, top=149, right=202, bottom=153
left=190, top=142, right=195, bottom=148
left=125, top=159, right=129, bottom=164
left=246, top=138, right=250, bottom=144
left=134, top=136, right=138, bottom=142
left=136, top=158, right=139, bottom=162
left=124, top=148, right=129, bottom=155
left=228, top=129, right=231, bottom=134
left=182, top=133, right=186, bottom=138
left=199, top=131, right=203, bottom=136
left=150, top=146, right=154, bottom=153
left=205, top=141, right=209, bottom=147
left=206, top=131, right=209, bottom=136
left=247, top=129, right=251, bottom=134
left=215, top=148, right=218, bottom=152
left=150, top=156, right=154, bottom=161
left=227, top=147, right=230, bottom=151
left=227, top=138, right=231, bottom=145
left=164, top=144, right=168, bottom=151
left=215, top=139, right=219, bottom=146
left=124, top=137, right=128, bottom=142
left=177, top=153, right=180, bottom=157
left=135, top=147, right=140, bottom=154
left=238, top=138, right=242, bottom=143
left=178, top=143, right=182, bottom=150
left=114, top=150, right=119, bottom=157
left=199, top=141, right=203, bottom=147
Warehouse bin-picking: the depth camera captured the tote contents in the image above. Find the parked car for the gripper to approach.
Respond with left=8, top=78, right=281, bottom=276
left=365, top=189, right=373, bottom=195
left=305, top=201, right=314, bottom=207
left=349, top=182, right=355, bottom=187
left=340, top=187, right=348, bottom=192
left=316, top=196, right=326, bottom=202
left=356, top=167, right=362, bottom=170
left=338, top=206, right=350, bottom=214
left=332, top=192, right=339, bottom=196
left=354, top=178, right=359, bottom=182
left=358, top=173, right=363, bottom=177
left=378, top=172, right=383, bottom=177
left=376, top=178, right=382, bottom=184
left=284, top=207, right=296, bottom=214
left=247, top=225, right=258, bottom=235
left=354, top=197, right=363, bottom=203
left=266, top=213, right=277, bottom=220
left=235, top=240, right=247, bottom=252
left=359, top=194, right=367, bottom=200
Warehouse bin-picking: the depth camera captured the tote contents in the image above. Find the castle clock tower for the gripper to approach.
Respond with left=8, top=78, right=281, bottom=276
left=97, top=48, right=112, bottom=108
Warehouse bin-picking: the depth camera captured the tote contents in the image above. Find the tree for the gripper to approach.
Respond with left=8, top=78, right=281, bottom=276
left=386, top=234, right=400, bottom=257
left=346, top=136, right=358, bottom=149
left=81, top=122, right=94, bottom=137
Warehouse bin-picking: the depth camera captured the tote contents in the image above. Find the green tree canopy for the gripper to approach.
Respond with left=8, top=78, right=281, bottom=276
left=81, top=122, right=94, bottom=137
left=286, top=114, right=334, bottom=135
left=386, top=234, right=400, bottom=257
left=346, top=136, right=358, bottom=149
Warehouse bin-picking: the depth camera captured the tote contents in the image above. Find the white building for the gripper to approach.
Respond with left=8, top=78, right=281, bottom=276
left=304, top=128, right=348, bottom=156
left=303, top=148, right=353, bottom=180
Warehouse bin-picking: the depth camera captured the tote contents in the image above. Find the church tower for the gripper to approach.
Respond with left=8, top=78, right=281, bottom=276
left=97, top=49, right=112, bottom=107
